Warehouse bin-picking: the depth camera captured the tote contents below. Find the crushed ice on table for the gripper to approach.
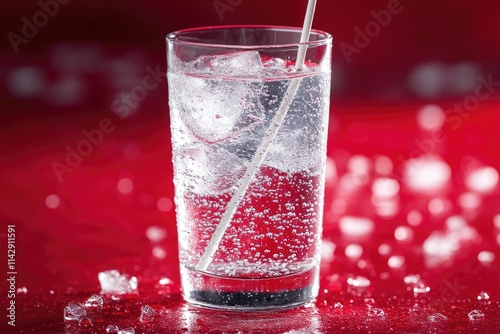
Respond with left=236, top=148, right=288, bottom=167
left=367, top=306, right=385, bottom=319
left=85, top=294, right=103, bottom=308
left=118, top=328, right=135, bottom=334
left=428, top=313, right=447, bottom=322
left=468, top=309, right=485, bottom=320
left=64, top=301, right=87, bottom=321
left=139, top=304, right=157, bottom=323
left=98, top=270, right=138, bottom=295
left=334, top=302, right=344, bottom=309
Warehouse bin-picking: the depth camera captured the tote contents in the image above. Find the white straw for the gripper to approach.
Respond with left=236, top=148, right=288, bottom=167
left=196, top=0, right=318, bottom=272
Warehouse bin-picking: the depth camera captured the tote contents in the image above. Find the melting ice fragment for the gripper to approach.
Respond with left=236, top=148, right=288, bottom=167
left=64, top=301, right=87, bottom=321
left=428, top=313, right=447, bottom=322
left=98, top=270, right=138, bottom=295
left=139, top=305, right=156, bottom=323
left=118, top=328, right=135, bottom=334
left=85, top=294, right=103, bottom=308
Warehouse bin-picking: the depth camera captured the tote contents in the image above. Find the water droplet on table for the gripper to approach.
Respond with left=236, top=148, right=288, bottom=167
left=64, top=301, right=87, bottom=321
left=468, top=309, right=485, bottom=321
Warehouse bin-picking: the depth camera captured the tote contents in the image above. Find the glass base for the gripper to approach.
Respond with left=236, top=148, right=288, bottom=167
left=180, top=265, right=319, bottom=311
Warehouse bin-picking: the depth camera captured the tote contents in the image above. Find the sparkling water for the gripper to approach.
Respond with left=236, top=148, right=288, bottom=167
left=168, top=51, right=330, bottom=309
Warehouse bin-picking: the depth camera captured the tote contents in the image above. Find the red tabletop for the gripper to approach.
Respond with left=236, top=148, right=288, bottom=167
left=2, top=97, right=500, bottom=333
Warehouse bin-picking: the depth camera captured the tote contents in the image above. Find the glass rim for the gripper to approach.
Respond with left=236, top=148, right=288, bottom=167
left=166, top=25, right=332, bottom=49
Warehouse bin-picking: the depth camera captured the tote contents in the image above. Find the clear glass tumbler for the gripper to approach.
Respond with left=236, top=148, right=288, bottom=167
left=167, top=25, right=332, bottom=310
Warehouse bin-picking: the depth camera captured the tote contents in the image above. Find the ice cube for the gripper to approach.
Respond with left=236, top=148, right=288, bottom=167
left=171, top=72, right=265, bottom=144
left=261, top=56, right=287, bottom=77
left=64, top=301, right=87, bottom=321
left=84, top=294, right=103, bottom=308
left=194, top=51, right=263, bottom=77
left=175, top=143, right=245, bottom=195
left=139, top=304, right=156, bottom=323
left=98, top=270, right=138, bottom=295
